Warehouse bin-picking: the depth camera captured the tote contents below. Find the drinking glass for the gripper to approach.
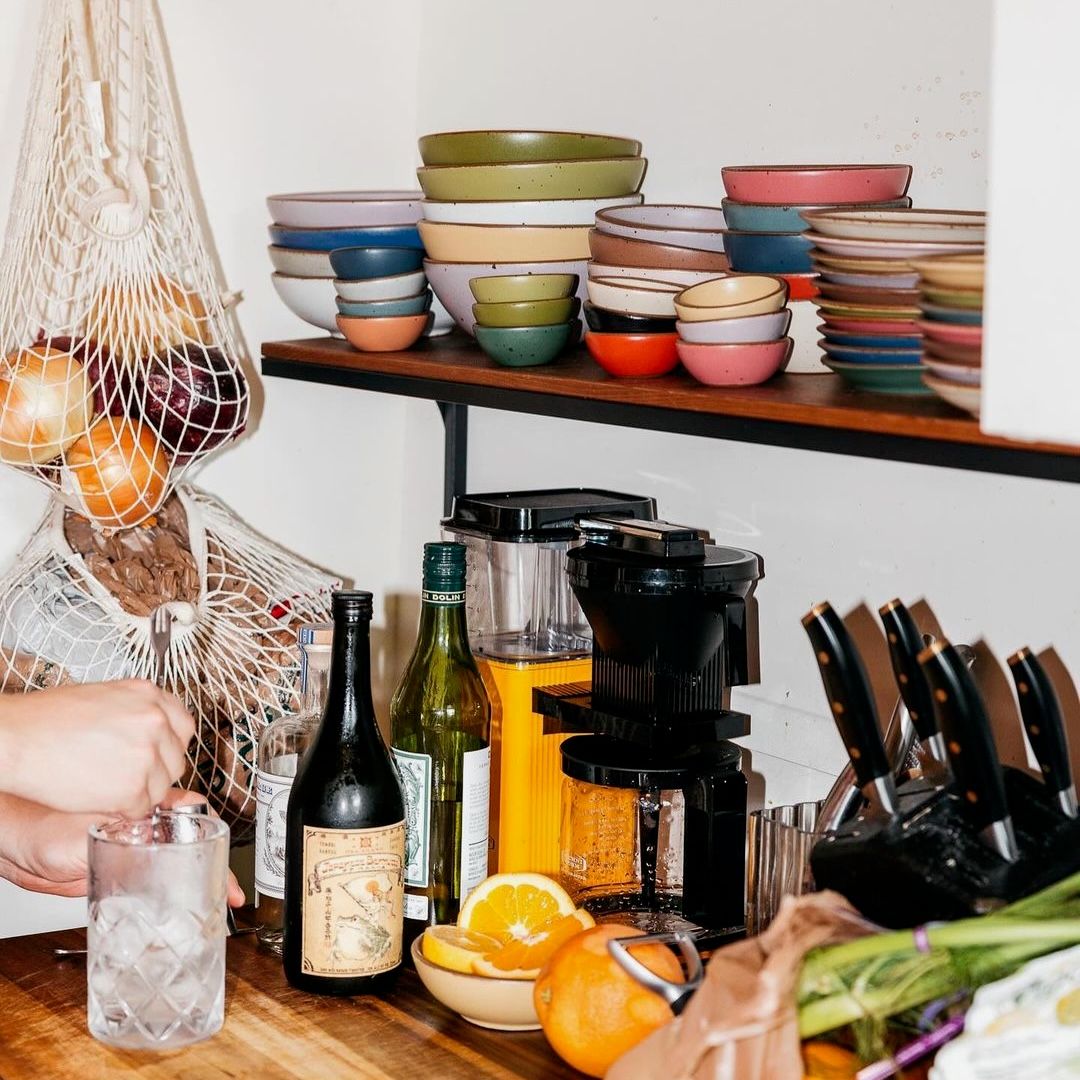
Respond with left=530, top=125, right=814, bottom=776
left=746, top=801, right=821, bottom=935
left=87, top=812, right=229, bottom=1049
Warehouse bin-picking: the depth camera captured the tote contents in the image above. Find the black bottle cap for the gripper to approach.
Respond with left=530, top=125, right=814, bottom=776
left=332, top=590, right=374, bottom=622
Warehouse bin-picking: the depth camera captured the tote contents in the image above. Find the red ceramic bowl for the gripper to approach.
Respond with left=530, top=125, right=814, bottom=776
left=721, top=165, right=913, bottom=205
left=677, top=337, right=793, bottom=386
left=585, top=331, right=679, bottom=377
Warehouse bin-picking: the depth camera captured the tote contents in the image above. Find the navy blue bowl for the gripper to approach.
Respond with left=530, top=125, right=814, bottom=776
left=582, top=301, right=676, bottom=334
left=722, top=229, right=813, bottom=274
left=329, top=246, right=427, bottom=280
left=722, top=196, right=912, bottom=232
left=819, top=326, right=923, bottom=349
left=819, top=339, right=923, bottom=366
left=268, top=224, right=423, bottom=252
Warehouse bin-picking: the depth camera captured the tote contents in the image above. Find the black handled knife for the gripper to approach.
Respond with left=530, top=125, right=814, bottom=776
left=919, top=639, right=1019, bottom=862
left=803, top=601, right=898, bottom=817
left=1008, top=647, right=1077, bottom=818
left=879, top=599, right=947, bottom=767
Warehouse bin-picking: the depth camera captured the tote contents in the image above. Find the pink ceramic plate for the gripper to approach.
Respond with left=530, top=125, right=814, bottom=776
left=916, top=319, right=982, bottom=346
left=820, top=315, right=920, bottom=334
left=677, top=337, right=793, bottom=386
left=721, top=164, right=912, bottom=204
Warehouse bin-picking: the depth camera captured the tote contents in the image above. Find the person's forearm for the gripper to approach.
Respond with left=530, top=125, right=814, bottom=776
left=0, top=709, right=26, bottom=800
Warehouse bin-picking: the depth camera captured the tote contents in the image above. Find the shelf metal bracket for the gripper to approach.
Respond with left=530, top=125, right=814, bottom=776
left=437, top=401, right=468, bottom=515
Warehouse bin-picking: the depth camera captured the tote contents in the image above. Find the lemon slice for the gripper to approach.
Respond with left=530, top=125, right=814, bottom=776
left=457, top=872, right=577, bottom=945
left=471, top=908, right=595, bottom=980
left=421, top=925, right=502, bottom=974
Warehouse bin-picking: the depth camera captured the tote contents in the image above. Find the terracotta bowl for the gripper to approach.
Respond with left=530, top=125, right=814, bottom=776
left=588, top=229, right=730, bottom=271
left=721, top=164, right=913, bottom=204
left=418, top=221, right=591, bottom=262
left=336, top=312, right=432, bottom=352
left=594, top=204, right=728, bottom=253
left=585, top=331, right=679, bottom=377
left=587, top=276, right=683, bottom=318
left=674, top=275, right=788, bottom=322
left=676, top=308, right=791, bottom=344
left=677, top=338, right=794, bottom=386
left=418, top=129, right=641, bottom=166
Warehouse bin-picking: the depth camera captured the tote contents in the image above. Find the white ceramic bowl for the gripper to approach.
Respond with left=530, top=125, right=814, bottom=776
left=804, top=232, right=985, bottom=260
left=586, top=263, right=727, bottom=289
left=421, top=193, right=643, bottom=226
left=587, top=276, right=682, bottom=318
left=266, top=190, right=424, bottom=228
left=800, top=208, right=986, bottom=244
left=593, top=204, right=728, bottom=253
left=334, top=270, right=428, bottom=302
left=677, top=307, right=792, bottom=344
left=424, top=257, right=588, bottom=336
left=923, top=372, right=981, bottom=417
left=271, top=273, right=341, bottom=336
left=268, top=245, right=334, bottom=278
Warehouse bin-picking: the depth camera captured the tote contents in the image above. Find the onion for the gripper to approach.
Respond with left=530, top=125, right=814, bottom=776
left=32, top=333, right=127, bottom=417
left=0, top=344, right=95, bottom=465
left=66, top=416, right=170, bottom=527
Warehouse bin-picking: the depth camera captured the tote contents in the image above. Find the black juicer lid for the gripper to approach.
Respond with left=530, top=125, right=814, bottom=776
left=560, top=734, right=741, bottom=788
left=568, top=518, right=763, bottom=595
left=443, top=489, right=657, bottom=543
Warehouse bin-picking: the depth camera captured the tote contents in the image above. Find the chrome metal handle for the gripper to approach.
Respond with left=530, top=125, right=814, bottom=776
left=607, top=931, right=704, bottom=1016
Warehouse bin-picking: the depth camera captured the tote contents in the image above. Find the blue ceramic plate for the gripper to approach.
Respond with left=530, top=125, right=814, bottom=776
left=329, top=246, right=427, bottom=280
left=336, top=291, right=433, bottom=318
left=818, top=326, right=922, bottom=349
left=819, top=339, right=924, bottom=366
left=722, top=229, right=813, bottom=273
left=268, top=224, right=423, bottom=252
left=822, top=358, right=931, bottom=394
left=919, top=301, right=982, bottom=326
left=722, top=196, right=911, bottom=232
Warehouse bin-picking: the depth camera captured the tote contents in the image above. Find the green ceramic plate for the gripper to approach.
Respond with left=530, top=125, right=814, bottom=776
left=816, top=298, right=921, bottom=320
left=822, top=358, right=932, bottom=394
left=419, top=130, right=641, bottom=166
left=920, top=284, right=983, bottom=309
left=473, top=297, right=580, bottom=328
left=417, top=158, right=647, bottom=202
left=474, top=321, right=574, bottom=367
left=469, top=273, right=578, bottom=304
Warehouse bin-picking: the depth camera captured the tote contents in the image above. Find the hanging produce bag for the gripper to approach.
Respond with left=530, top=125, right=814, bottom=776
left=0, top=486, right=336, bottom=831
left=0, top=0, right=248, bottom=528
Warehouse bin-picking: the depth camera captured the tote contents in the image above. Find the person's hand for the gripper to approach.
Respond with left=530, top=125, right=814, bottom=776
left=0, top=680, right=195, bottom=816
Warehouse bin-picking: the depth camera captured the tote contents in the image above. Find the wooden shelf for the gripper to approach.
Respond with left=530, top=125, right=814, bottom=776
left=261, top=334, right=1080, bottom=484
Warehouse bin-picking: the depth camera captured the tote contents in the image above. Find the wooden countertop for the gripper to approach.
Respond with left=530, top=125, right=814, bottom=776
left=0, top=919, right=580, bottom=1079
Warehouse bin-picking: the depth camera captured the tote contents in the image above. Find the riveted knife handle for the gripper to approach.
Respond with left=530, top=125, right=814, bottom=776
left=1009, top=647, right=1075, bottom=804
left=879, top=599, right=941, bottom=751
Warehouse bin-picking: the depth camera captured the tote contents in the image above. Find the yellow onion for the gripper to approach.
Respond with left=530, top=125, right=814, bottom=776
left=66, top=416, right=170, bottom=527
left=87, top=275, right=209, bottom=364
left=0, top=344, right=95, bottom=465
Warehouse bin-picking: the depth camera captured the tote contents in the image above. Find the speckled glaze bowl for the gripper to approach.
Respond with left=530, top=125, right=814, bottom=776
left=721, top=229, right=813, bottom=273
left=674, top=275, right=788, bottom=322
left=474, top=322, right=575, bottom=367
left=418, top=221, right=591, bottom=262
left=472, top=296, right=580, bottom=328
left=721, top=196, right=911, bottom=232
left=268, top=224, right=422, bottom=252
left=417, top=158, right=647, bottom=201
left=335, top=291, right=433, bottom=318
left=419, top=129, right=642, bottom=166
left=594, top=204, right=728, bottom=253
left=588, top=229, right=730, bottom=272
left=677, top=337, right=793, bottom=386
left=267, top=190, right=424, bottom=229
left=721, top=164, right=913, bottom=204
left=336, top=312, right=432, bottom=352
left=469, top=273, right=578, bottom=304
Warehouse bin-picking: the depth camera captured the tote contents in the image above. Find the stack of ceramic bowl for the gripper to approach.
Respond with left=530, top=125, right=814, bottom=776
left=911, top=253, right=985, bottom=417
left=802, top=208, right=985, bottom=394
left=720, top=165, right=914, bottom=302
left=674, top=276, right=793, bottom=386
left=267, top=190, right=427, bottom=336
left=417, top=130, right=646, bottom=336
left=583, top=274, right=682, bottom=377
left=469, top=273, right=581, bottom=368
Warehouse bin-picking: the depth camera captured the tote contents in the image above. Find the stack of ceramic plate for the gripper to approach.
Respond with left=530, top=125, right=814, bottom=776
left=470, top=273, right=581, bottom=368
left=720, top=165, right=914, bottom=301
left=911, top=253, right=985, bottom=416
left=417, top=130, right=646, bottom=335
left=802, top=208, right=985, bottom=394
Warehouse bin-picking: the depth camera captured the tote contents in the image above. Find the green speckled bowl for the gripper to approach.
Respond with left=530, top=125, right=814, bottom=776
left=469, top=273, right=578, bottom=304
left=472, top=297, right=580, bottom=328
left=417, top=158, right=647, bottom=202
left=419, top=130, right=641, bottom=166
left=474, top=322, right=575, bottom=367
left=822, top=358, right=932, bottom=394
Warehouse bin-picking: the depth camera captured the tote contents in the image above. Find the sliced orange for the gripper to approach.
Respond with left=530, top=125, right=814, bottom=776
left=472, top=909, right=595, bottom=980
left=421, top=925, right=502, bottom=974
left=457, top=873, right=577, bottom=945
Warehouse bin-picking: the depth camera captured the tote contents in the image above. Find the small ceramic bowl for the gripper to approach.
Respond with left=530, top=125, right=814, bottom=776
left=674, top=276, right=788, bottom=322
left=676, top=308, right=791, bottom=344
left=474, top=322, right=574, bottom=367
left=329, top=246, right=427, bottom=280
left=336, top=312, right=432, bottom=352
left=594, top=204, right=728, bottom=253
left=267, top=190, right=424, bottom=229
left=721, top=229, right=814, bottom=274
left=268, top=245, right=334, bottom=278
left=585, top=331, right=679, bottom=377
left=721, top=196, right=912, bottom=232
left=583, top=301, right=676, bottom=334
left=721, top=164, right=913, bottom=204
left=469, top=273, right=579, bottom=304
left=418, top=129, right=642, bottom=166
left=422, top=193, right=643, bottom=227
left=336, top=291, right=433, bottom=318
left=334, top=270, right=428, bottom=302
left=271, top=273, right=339, bottom=335
left=587, top=276, right=683, bottom=318
left=472, top=296, right=580, bottom=328
left=410, top=938, right=540, bottom=1031
left=268, top=224, right=423, bottom=252
left=677, top=337, right=793, bottom=386
left=587, top=229, right=730, bottom=272
left=417, top=157, right=647, bottom=201
left=417, top=221, right=592, bottom=262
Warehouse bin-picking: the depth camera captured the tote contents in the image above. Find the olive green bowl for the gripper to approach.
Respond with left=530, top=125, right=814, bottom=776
left=417, top=157, right=647, bottom=202
left=473, top=296, right=581, bottom=328
left=470, top=273, right=579, bottom=304
left=474, top=322, right=575, bottom=367
left=419, top=129, right=642, bottom=166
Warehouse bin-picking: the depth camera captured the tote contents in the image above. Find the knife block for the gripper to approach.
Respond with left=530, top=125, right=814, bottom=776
left=810, top=768, right=1080, bottom=927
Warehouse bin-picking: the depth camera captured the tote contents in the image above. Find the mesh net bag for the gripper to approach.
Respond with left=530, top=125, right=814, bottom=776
left=0, top=0, right=248, bottom=529
left=0, top=486, right=337, bottom=833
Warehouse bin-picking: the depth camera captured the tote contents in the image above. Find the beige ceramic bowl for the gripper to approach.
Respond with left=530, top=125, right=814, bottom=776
left=587, top=276, right=683, bottom=318
left=411, top=938, right=540, bottom=1031
left=418, top=221, right=592, bottom=262
left=675, top=275, right=788, bottom=322
left=336, top=312, right=432, bottom=351
left=909, top=253, right=986, bottom=291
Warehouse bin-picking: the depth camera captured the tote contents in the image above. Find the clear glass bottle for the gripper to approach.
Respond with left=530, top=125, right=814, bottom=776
left=254, top=624, right=331, bottom=954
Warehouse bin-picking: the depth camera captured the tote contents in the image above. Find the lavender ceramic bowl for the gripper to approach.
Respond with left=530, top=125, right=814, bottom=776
left=594, top=204, right=728, bottom=253
left=676, top=308, right=792, bottom=344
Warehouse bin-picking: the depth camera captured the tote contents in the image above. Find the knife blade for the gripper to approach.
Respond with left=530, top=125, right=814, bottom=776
left=803, top=601, right=898, bottom=817
left=1008, top=647, right=1078, bottom=818
left=879, top=599, right=948, bottom=768
left=918, top=639, right=1019, bottom=862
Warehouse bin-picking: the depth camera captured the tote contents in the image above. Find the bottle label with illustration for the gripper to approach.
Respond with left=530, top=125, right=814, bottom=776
left=404, top=893, right=429, bottom=922
left=300, top=822, right=405, bottom=977
left=393, top=748, right=432, bottom=890
left=459, top=746, right=491, bottom=900
left=420, top=588, right=466, bottom=606
left=254, top=761, right=296, bottom=900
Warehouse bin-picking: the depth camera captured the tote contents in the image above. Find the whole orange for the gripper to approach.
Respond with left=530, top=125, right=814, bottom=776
left=533, top=924, right=683, bottom=1078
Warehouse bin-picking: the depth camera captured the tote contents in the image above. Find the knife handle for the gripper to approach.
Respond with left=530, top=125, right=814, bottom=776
left=918, top=639, right=1010, bottom=832
left=802, top=602, right=892, bottom=790
left=879, top=599, right=940, bottom=748
left=1008, top=647, right=1074, bottom=797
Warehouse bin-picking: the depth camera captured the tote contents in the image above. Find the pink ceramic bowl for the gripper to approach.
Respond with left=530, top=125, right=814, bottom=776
left=677, top=337, right=793, bottom=386
left=721, top=165, right=913, bottom=205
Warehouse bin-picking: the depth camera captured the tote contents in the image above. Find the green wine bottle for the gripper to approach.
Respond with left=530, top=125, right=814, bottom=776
left=391, top=543, right=491, bottom=941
